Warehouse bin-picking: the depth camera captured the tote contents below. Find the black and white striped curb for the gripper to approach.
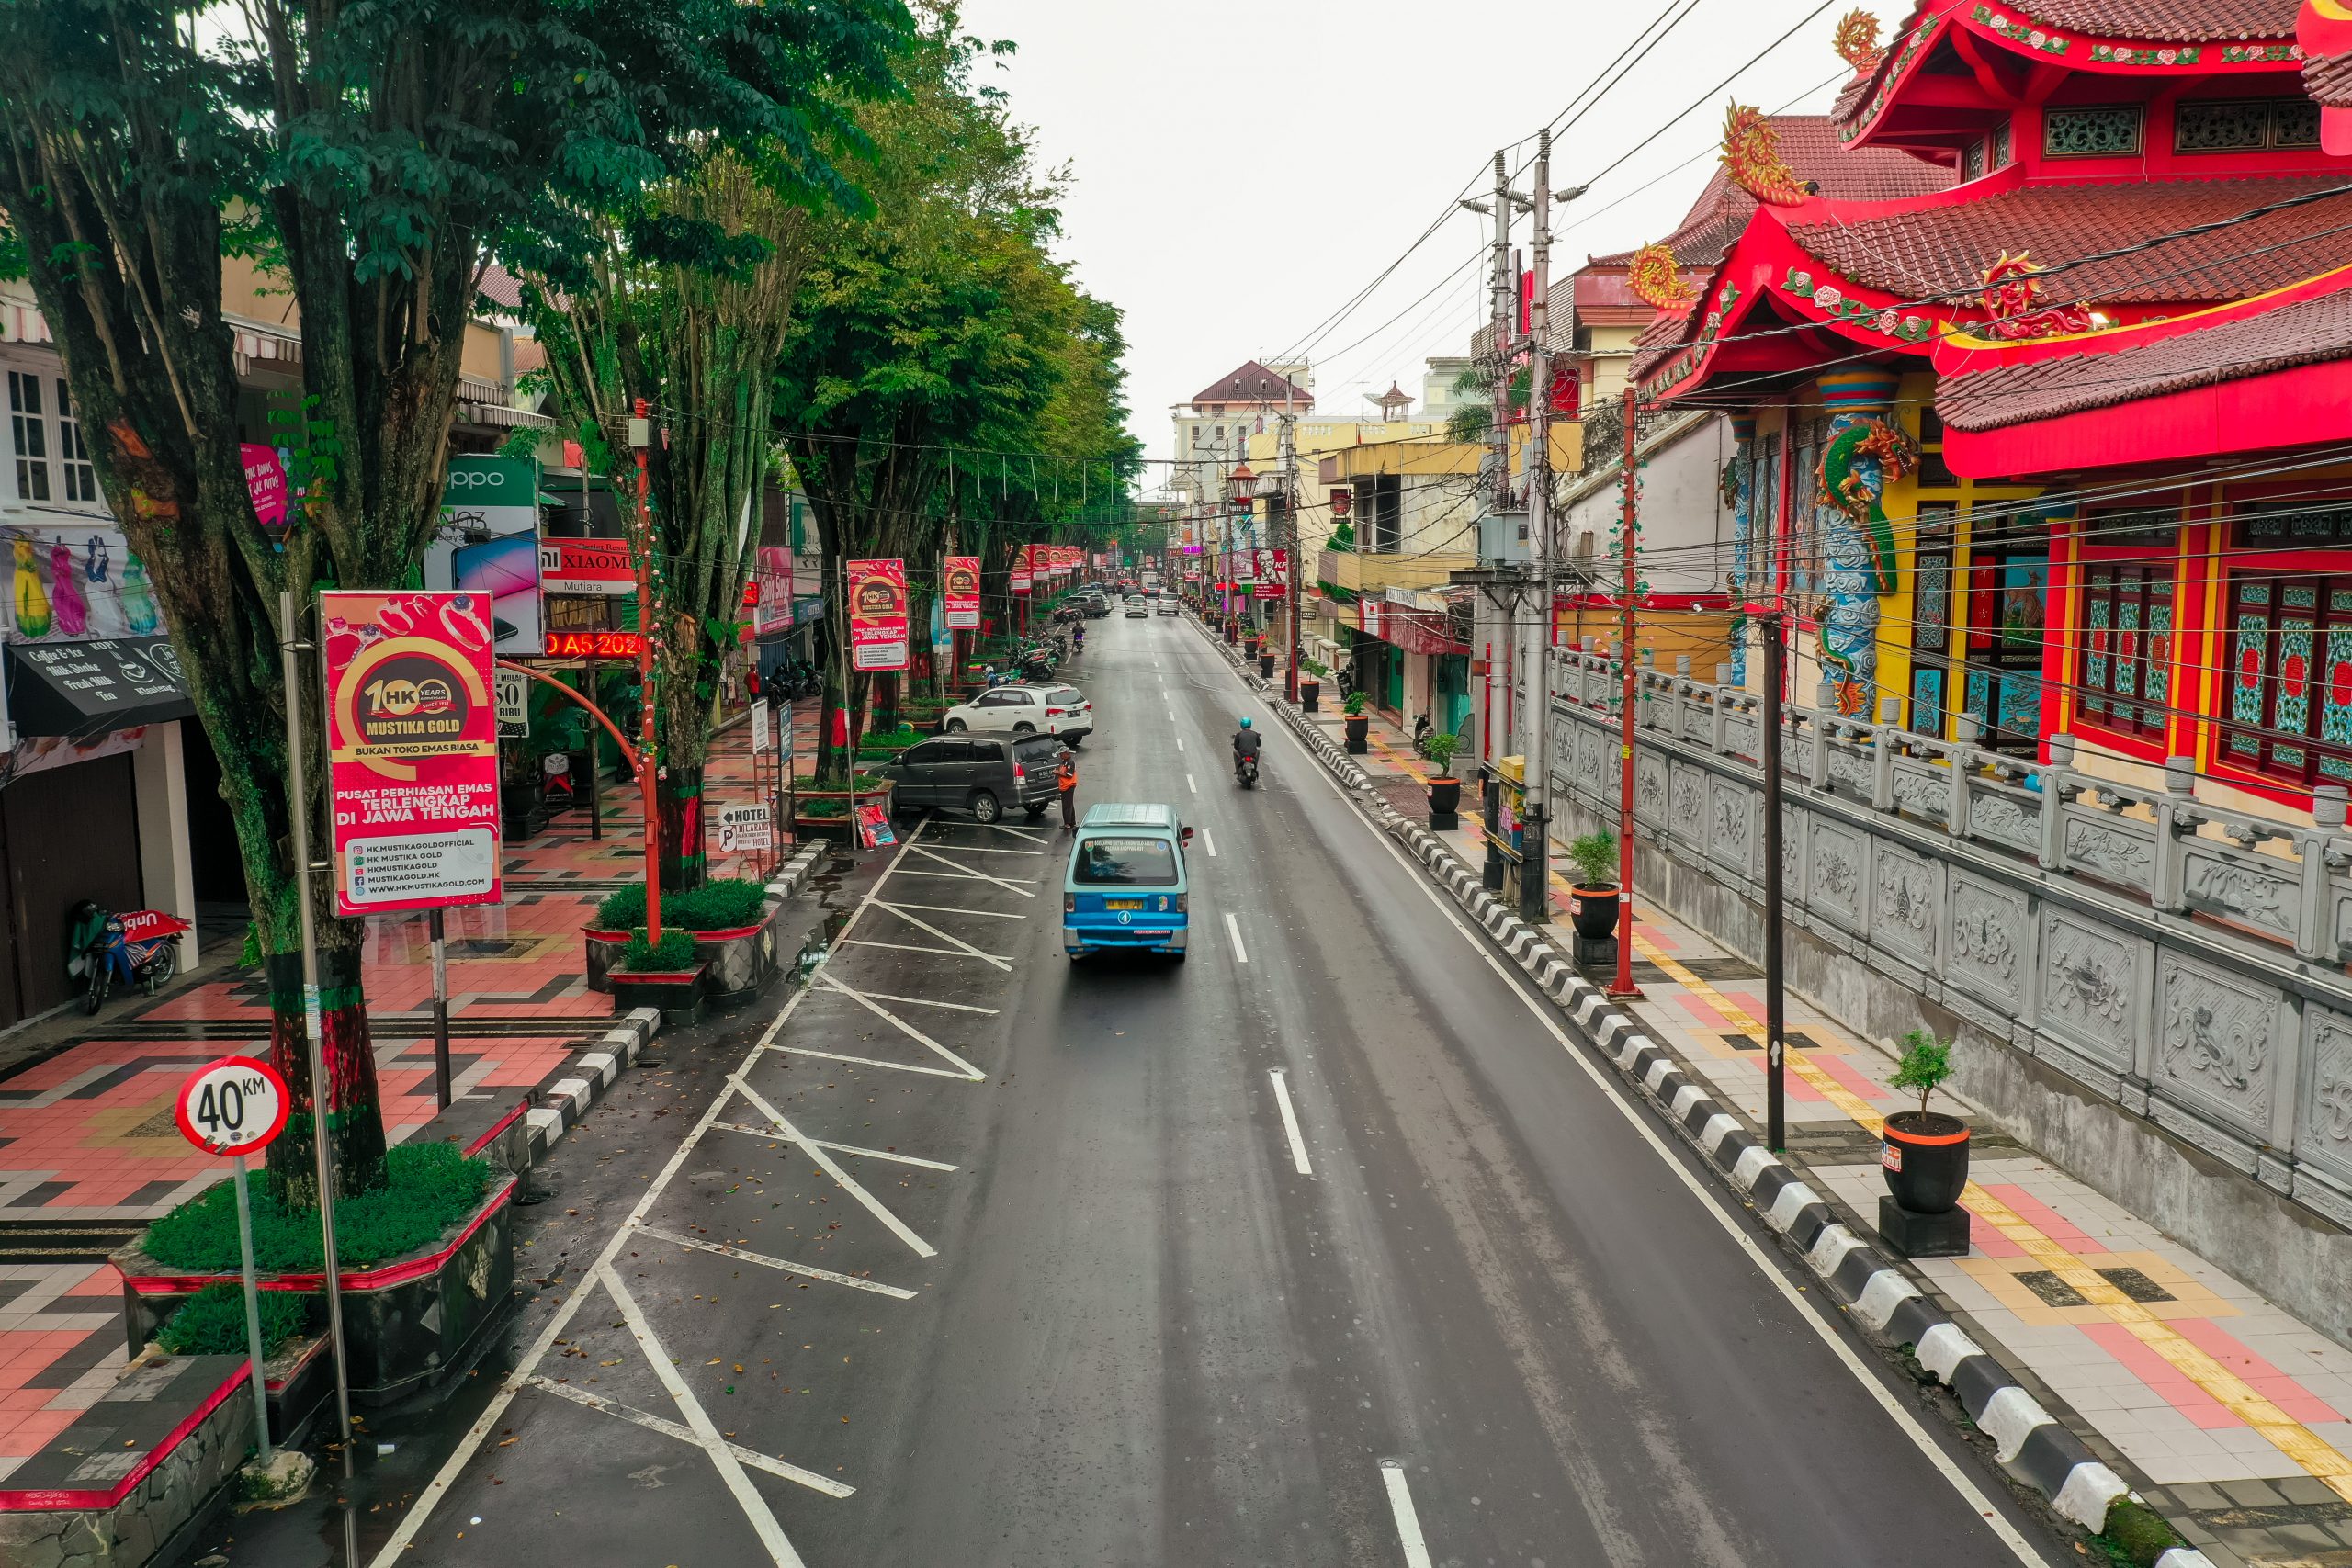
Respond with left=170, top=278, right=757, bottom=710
left=524, top=844, right=828, bottom=1164
left=1204, top=631, right=2199, bottom=1558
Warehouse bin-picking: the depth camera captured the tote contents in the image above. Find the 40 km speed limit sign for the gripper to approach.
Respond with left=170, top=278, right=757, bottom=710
left=175, top=1055, right=291, bottom=1157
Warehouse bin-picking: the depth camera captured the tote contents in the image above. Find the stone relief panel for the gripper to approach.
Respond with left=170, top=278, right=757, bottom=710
left=1781, top=805, right=1805, bottom=895
left=2059, top=809, right=2156, bottom=896
left=1669, top=761, right=1706, bottom=848
left=1890, top=763, right=1952, bottom=825
left=2154, top=949, right=2282, bottom=1142
left=1970, top=788, right=2041, bottom=855
left=1871, top=843, right=1939, bottom=967
left=1826, top=744, right=1873, bottom=798
left=1707, top=777, right=1756, bottom=879
left=1723, top=712, right=1760, bottom=761
left=1570, top=722, right=1616, bottom=808
left=2180, top=846, right=2297, bottom=943
left=1947, top=871, right=2029, bottom=1011
left=1810, top=818, right=1867, bottom=930
left=2040, top=909, right=2142, bottom=1073
left=1635, top=751, right=1668, bottom=831
left=2297, top=1006, right=2352, bottom=1190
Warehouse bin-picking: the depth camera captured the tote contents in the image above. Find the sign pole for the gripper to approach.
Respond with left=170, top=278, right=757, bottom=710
left=629, top=401, right=662, bottom=946
left=232, top=1154, right=272, bottom=1466
left=278, top=590, right=355, bottom=1465
left=428, top=908, right=451, bottom=1111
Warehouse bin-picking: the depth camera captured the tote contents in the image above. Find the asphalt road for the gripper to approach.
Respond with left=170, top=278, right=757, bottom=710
left=206, top=610, right=2070, bottom=1568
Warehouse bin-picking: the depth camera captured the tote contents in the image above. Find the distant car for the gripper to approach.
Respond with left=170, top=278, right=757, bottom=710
left=1155, top=595, right=1179, bottom=615
left=1079, top=591, right=1112, bottom=617
left=1124, top=595, right=1148, bottom=617
left=943, top=682, right=1093, bottom=743
left=881, top=732, right=1064, bottom=824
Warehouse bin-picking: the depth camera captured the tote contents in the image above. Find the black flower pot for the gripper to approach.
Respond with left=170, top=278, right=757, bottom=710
left=1299, top=680, right=1320, bottom=713
left=1568, top=886, right=1620, bottom=941
left=1259, top=654, right=1275, bottom=679
left=1882, top=1111, right=1971, bottom=1214
left=1343, top=715, right=1369, bottom=752
left=1428, top=775, right=1462, bottom=829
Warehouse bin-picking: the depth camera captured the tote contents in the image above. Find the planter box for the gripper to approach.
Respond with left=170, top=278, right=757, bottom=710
left=266, top=1333, right=334, bottom=1446
left=113, top=1174, right=518, bottom=1412
left=609, top=965, right=707, bottom=1026
left=792, top=810, right=855, bottom=847
left=583, top=927, right=628, bottom=995
left=1299, top=681, right=1320, bottom=713
left=694, top=904, right=783, bottom=1009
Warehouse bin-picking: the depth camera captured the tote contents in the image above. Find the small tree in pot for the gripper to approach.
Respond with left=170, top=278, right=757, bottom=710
left=1566, top=831, right=1621, bottom=940
left=1342, top=690, right=1370, bottom=752
left=1424, top=731, right=1464, bottom=827
left=1883, top=1029, right=1969, bottom=1213
left=1298, top=657, right=1328, bottom=712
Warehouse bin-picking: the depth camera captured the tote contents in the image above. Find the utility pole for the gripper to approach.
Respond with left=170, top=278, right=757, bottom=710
left=1759, top=607, right=1787, bottom=1150
left=628, top=399, right=662, bottom=947
left=1482, top=151, right=1513, bottom=513
left=1521, top=129, right=1554, bottom=922
left=1282, top=375, right=1300, bottom=703
left=1611, top=384, right=1641, bottom=998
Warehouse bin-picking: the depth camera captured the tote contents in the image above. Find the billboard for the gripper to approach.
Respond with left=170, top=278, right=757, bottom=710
left=944, top=556, right=980, bottom=629
left=846, top=558, right=909, bottom=671
left=752, top=547, right=794, bottom=635
left=428, top=456, right=542, bottom=655
left=322, top=590, right=503, bottom=917
left=1254, top=548, right=1288, bottom=599
left=539, top=538, right=635, bottom=597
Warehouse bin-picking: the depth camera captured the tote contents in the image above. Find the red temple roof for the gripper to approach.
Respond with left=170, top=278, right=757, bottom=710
left=1987, top=0, right=2299, bottom=40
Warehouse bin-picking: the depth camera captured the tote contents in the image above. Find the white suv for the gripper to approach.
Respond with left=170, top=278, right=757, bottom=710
left=944, top=682, right=1093, bottom=743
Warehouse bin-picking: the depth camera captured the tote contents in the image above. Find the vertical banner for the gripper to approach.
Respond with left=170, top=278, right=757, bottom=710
left=752, top=547, right=794, bottom=635
left=944, top=556, right=980, bottom=628
left=846, top=558, right=910, bottom=671
left=429, top=456, right=544, bottom=656
left=1011, top=545, right=1034, bottom=597
left=322, top=590, right=503, bottom=917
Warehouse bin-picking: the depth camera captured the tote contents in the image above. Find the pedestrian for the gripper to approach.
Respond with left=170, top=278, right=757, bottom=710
left=1057, top=747, right=1078, bottom=830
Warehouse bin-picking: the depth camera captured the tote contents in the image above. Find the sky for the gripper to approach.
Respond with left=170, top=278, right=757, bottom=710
left=958, top=0, right=1863, bottom=490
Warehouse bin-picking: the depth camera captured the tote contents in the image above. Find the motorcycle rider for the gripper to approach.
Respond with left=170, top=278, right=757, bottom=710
left=1231, top=715, right=1262, bottom=781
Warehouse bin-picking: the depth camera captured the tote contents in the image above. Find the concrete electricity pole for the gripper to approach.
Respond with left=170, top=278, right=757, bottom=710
left=1282, top=376, right=1301, bottom=703
left=1521, top=130, right=1554, bottom=922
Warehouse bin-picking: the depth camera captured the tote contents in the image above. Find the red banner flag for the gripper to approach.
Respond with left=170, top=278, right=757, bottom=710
left=847, top=558, right=910, bottom=671
left=944, top=556, right=980, bottom=628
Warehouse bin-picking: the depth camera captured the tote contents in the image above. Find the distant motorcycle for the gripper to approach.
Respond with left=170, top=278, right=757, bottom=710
left=69, top=902, right=190, bottom=1014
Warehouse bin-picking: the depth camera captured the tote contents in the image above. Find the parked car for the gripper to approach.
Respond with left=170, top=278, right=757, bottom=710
left=880, top=732, right=1065, bottom=824
left=943, top=682, right=1093, bottom=742
left=1078, top=590, right=1112, bottom=617
left=1063, top=803, right=1194, bottom=960
left=1155, top=594, right=1179, bottom=615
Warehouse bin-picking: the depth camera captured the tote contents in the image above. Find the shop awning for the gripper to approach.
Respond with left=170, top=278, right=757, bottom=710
left=6, top=637, right=194, bottom=740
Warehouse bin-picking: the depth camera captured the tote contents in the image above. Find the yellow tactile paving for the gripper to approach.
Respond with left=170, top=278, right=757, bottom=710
left=1628, top=930, right=2352, bottom=1500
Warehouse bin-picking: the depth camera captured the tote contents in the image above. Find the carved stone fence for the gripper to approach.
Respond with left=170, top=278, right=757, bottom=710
left=1548, top=649, right=2352, bottom=1240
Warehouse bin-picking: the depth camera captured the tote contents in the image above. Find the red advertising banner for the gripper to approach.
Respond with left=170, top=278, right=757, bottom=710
left=322, top=591, right=503, bottom=917
left=1056, top=545, right=1078, bottom=575
left=1254, top=548, right=1289, bottom=599
left=752, top=547, right=794, bottom=635
left=847, top=558, right=910, bottom=671
left=1011, top=544, right=1035, bottom=596
left=944, top=556, right=981, bottom=629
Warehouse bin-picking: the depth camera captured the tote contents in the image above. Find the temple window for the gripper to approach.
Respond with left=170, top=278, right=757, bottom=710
left=2044, top=105, right=2144, bottom=158
left=2176, top=98, right=2321, bottom=153
left=2079, top=561, right=2174, bottom=739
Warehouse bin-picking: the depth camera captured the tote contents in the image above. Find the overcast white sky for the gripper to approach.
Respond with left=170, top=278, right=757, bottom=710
left=958, top=0, right=1858, bottom=487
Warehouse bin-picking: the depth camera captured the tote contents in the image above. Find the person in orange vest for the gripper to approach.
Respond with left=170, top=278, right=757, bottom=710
left=1057, top=747, right=1079, bottom=830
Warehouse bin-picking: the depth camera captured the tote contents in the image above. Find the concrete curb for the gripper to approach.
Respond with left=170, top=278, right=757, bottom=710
left=522, top=843, right=827, bottom=1165
left=1190, top=609, right=2144, bottom=1545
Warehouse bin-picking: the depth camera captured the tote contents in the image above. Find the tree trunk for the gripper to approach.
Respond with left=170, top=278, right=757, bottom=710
left=658, top=767, right=707, bottom=891
left=264, top=941, right=388, bottom=1206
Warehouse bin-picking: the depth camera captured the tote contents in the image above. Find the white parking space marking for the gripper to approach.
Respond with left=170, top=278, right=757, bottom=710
left=1225, top=912, right=1248, bottom=964
left=827, top=987, right=1000, bottom=1013
left=806, top=973, right=986, bottom=1080
left=525, top=1375, right=856, bottom=1498
left=980, top=822, right=1050, bottom=843
left=633, top=1220, right=919, bottom=1300
left=1380, top=1461, right=1435, bottom=1568
left=1203, top=829, right=1217, bottom=857
left=875, top=902, right=1013, bottom=970
left=871, top=900, right=1025, bottom=922
left=911, top=845, right=1045, bottom=857
left=603, top=1264, right=811, bottom=1565
left=842, top=939, right=1016, bottom=964
left=1269, top=1070, right=1312, bottom=1175
left=903, top=844, right=1036, bottom=897
left=731, top=1077, right=940, bottom=1258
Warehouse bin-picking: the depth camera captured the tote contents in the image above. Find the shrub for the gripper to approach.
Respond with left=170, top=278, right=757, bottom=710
left=1300, top=658, right=1329, bottom=680
left=594, top=878, right=767, bottom=932
left=618, top=928, right=699, bottom=973
left=1422, top=731, right=1462, bottom=776
left=142, top=1143, right=493, bottom=1273
left=1567, top=831, right=1618, bottom=886
left=792, top=772, right=883, bottom=790
left=1890, top=1028, right=1955, bottom=1118
left=156, top=1281, right=312, bottom=1359
left=1343, top=692, right=1368, bottom=716
left=798, top=797, right=850, bottom=818
left=593, top=883, right=645, bottom=931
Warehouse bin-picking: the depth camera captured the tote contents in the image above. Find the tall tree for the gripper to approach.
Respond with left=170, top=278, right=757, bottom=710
left=774, top=14, right=1139, bottom=779
left=0, top=0, right=903, bottom=1200
left=529, top=152, right=830, bottom=890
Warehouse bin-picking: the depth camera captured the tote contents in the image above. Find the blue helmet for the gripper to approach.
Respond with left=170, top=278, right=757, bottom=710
left=1238, top=716, right=1252, bottom=728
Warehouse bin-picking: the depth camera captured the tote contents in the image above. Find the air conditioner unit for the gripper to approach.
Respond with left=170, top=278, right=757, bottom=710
left=1479, top=509, right=1531, bottom=564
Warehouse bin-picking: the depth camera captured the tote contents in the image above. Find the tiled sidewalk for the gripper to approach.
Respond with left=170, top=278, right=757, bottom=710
left=0, top=705, right=812, bottom=1486
left=1307, top=700, right=2352, bottom=1565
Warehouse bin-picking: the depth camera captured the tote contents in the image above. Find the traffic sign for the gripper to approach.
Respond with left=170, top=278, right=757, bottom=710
left=175, top=1055, right=291, bottom=1157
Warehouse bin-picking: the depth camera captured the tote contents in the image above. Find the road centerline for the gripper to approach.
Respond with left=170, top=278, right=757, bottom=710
left=1224, top=911, right=1248, bottom=964
left=1268, top=1069, right=1312, bottom=1175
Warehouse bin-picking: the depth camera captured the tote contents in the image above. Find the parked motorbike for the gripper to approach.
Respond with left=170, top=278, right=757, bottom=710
left=1410, top=712, right=1437, bottom=759
left=1235, top=752, right=1260, bottom=790
left=68, top=902, right=190, bottom=1015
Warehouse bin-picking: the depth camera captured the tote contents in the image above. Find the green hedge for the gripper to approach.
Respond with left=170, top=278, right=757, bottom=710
left=156, top=1281, right=312, bottom=1359
left=618, top=928, right=699, bottom=972
left=798, top=797, right=850, bottom=818
left=792, top=772, right=883, bottom=790
left=594, top=878, right=768, bottom=932
left=142, top=1143, right=494, bottom=1273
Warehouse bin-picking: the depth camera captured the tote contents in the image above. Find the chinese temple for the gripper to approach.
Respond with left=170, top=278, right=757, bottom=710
left=1639, top=0, right=2352, bottom=818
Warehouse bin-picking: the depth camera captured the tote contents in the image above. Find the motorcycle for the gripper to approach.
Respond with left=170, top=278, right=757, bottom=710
left=1410, top=712, right=1437, bottom=759
left=1234, top=751, right=1260, bottom=789
left=69, top=902, right=190, bottom=1015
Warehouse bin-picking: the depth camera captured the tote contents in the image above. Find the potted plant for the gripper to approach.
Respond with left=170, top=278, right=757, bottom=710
left=1566, top=831, right=1621, bottom=941
left=1883, top=1029, right=1969, bottom=1213
left=1424, top=730, right=1464, bottom=827
left=1298, top=658, right=1328, bottom=712
left=1258, top=647, right=1276, bottom=680
left=1343, top=690, right=1370, bottom=752
left=1244, top=630, right=1263, bottom=661
left=608, top=928, right=707, bottom=1025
